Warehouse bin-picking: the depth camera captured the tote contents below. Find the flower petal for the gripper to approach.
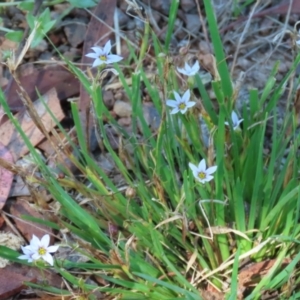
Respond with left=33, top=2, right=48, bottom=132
left=32, top=252, right=41, bottom=260
left=47, top=245, right=59, bottom=253
left=180, top=106, right=188, bottom=114
left=103, top=40, right=112, bottom=54
left=186, top=101, right=196, bottom=108
left=30, top=235, right=40, bottom=248
left=106, top=54, right=123, bottom=64
left=91, top=46, right=102, bottom=54
left=92, top=59, right=104, bottom=68
left=166, top=100, right=178, bottom=108
left=182, top=90, right=190, bottom=103
left=177, top=67, right=187, bottom=75
left=204, top=175, right=214, bottom=182
left=18, top=254, right=32, bottom=262
left=195, top=177, right=205, bottom=184
left=41, top=234, right=50, bottom=248
left=173, top=91, right=181, bottom=103
left=236, top=119, right=244, bottom=127
left=170, top=107, right=179, bottom=114
left=206, top=165, right=217, bottom=175
left=198, top=159, right=206, bottom=171
left=85, top=53, right=98, bottom=58
left=192, top=61, right=200, bottom=73
left=231, top=111, right=238, bottom=123
left=189, top=163, right=198, bottom=173
left=43, top=252, right=54, bottom=266
left=21, top=246, right=33, bottom=255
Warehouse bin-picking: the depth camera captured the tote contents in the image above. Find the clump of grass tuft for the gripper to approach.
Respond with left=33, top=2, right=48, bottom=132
left=1, top=1, right=300, bottom=299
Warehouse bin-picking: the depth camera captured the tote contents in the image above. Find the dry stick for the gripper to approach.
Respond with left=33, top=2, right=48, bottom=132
left=195, top=0, right=211, bottom=52
left=230, top=0, right=262, bottom=75
left=0, top=157, right=48, bottom=189
left=11, top=74, right=63, bottom=157
left=2, top=211, right=63, bottom=241
left=283, top=0, right=296, bottom=106
left=266, top=0, right=293, bottom=64
left=146, top=0, right=161, bottom=33
left=1, top=212, right=25, bottom=240
left=114, top=9, right=121, bottom=56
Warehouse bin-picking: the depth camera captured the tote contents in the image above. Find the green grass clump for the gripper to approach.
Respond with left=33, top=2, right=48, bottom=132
left=1, top=1, right=300, bottom=299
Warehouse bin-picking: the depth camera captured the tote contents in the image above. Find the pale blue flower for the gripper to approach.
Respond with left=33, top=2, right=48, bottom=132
left=18, top=234, right=59, bottom=266
left=189, top=159, right=217, bottom=183
left=166, top=90, right=196, bottom=114
left=225, top=111, right=243, bottom=130
left=177, top=61, right=200, bottom=76
left=86, top=40, right=123, bottom=67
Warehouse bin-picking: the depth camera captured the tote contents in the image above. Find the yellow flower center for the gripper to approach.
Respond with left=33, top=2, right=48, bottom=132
left=198, top=172, right=206, bottom=180
left=99, top=55, right=107, bottom=61
left=38, top=247, right=47, bottom=256
left=179, top=103, right=186, bottom=110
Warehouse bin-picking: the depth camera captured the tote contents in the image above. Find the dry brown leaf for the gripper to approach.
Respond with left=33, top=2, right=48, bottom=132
left=10, top=198, right=54, bottom=243
left=238, top=258, right=291, bottom=288
left=0, top=143, right=14, bottom=210
left=0, top=88, right=65, bottom=161
left=0, top=267, right=36, bottom=299
left=4, top=65, right=79, bottom=112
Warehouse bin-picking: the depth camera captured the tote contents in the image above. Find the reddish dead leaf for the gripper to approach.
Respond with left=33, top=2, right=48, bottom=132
left=202, top=283, right=225, bottom=300
left=10, top=198, right=54, bottom=243
left=198, top=53, right=216, bottom=78
left=200, top=289, right=224, bottom=300
left=0, top=88, right=65, bottom=161
left=37, top=131, right=72, bottom=157
left=4, top=65, right=79, bottom=112
left=0, top=143, right=14, bottom=211
left=9, top=263, right=62, bottom=289
left=0, top=214, right=5, bottom=228
left=0, top=107, right=8, bottom=126
left=0, top=266, right=36, bottom=299
left=238, top=258, right=291, bottom=288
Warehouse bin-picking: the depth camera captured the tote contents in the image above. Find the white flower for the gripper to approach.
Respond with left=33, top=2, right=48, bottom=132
left=166, top=90, right=196, bottom=114
left=18, top=234, right=59, bottom=266
left=85, top=40, right=123, bottom=67
left=225, top=111, right=243, bottom=130
left=18, top=246, right=34, bottom=263
left=177, top=61, right=200, bottom=76
left=189, top=159, right=217, bottom=184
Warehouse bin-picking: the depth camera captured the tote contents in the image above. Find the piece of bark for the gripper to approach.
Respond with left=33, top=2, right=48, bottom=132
left=10, top=198, right=53, bottom=243
left=0, top=143, right=14, bottom=210
left=238, top=258, right=291, bottom=288
left=0, top=88, right=65, bottom=161
left=4, top=65, right=80, bottom=112
left=0, top=267, right=36, bottom=299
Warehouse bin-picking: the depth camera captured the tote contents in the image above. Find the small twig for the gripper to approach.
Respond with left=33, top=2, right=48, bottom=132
left=195, top=0, right=211, bottom=52
left=113, top=9, right=121, bottom=56
left=1, top=211, right=25, bottom=240
left=231, top=0, right=261, bottom=75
